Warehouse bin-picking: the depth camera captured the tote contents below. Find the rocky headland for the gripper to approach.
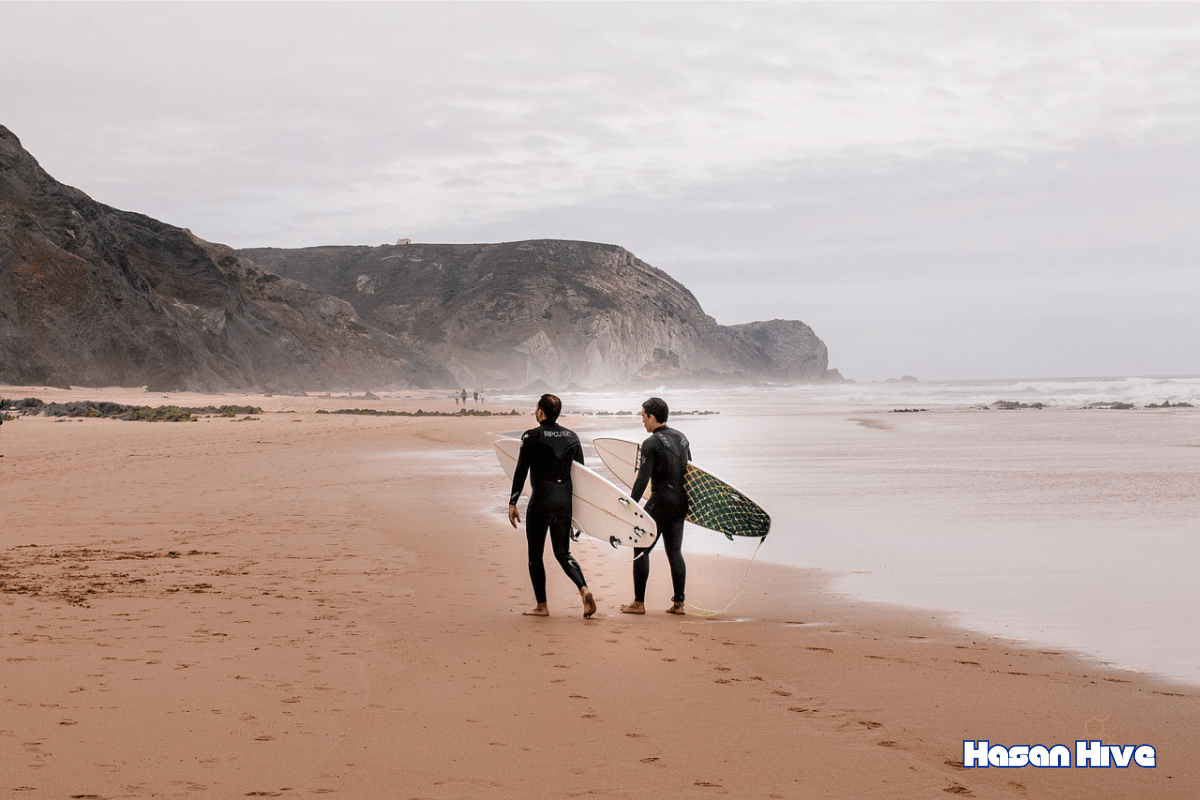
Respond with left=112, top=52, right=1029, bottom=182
left=0, top=125, right=431, bottom=392
left=244, top=241, right=838, bottom=390
left=1, top=123, right=838, bottom=392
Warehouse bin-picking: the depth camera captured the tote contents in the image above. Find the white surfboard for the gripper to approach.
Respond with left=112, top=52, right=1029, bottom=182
left=593, top=437, right=641, bottom=488
left=495, top=438, right=658, bottom=549
left=594, top=437, right=771, bottom=540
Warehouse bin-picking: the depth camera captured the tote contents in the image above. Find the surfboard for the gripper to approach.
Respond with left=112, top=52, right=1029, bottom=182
left=495, top=438, right=658, bottom=549
left=593, top=437, right=771, bottom=540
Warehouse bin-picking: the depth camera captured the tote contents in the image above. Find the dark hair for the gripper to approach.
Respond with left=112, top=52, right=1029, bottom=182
left=538, top=393, right=563, bottom=423
left=642, top=396, right=669, bottom=424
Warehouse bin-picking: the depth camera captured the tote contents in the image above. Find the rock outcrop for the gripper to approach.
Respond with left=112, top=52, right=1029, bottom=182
left=1, top=123, right=837, bottom=391
left=727, top=319, right=837, bottom=383
left=242, top=241, right=836, bottom=388
left=0, top=124, right=440, bottom=391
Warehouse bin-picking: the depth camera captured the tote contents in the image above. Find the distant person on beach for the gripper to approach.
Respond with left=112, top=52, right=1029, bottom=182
left=507, top=393, right=597, bottom=618
left=621, top=396, right=691, bottom=616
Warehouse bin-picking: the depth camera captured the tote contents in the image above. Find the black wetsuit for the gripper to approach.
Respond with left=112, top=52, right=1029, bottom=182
left=630, top=425, right=691, bottom=603
left=510, top=421, right=588, bottom=603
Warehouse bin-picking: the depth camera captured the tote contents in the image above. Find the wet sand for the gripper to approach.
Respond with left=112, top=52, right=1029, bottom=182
left=1, top=385, right=1197, bottom=798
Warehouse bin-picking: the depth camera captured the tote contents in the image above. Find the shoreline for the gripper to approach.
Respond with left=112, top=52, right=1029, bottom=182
left=4, top=383, right=1196, bottom=685
left=2, top=384, right=1197, bottom=797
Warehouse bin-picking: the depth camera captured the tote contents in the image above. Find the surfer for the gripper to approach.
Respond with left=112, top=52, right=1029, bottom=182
left=621, top=397, right=691, bottom=616
left=507, top=394, right=598, bottom=619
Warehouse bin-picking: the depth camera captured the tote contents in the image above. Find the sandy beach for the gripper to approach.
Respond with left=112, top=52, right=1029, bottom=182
left=2, top=385, right=1197, bottom=799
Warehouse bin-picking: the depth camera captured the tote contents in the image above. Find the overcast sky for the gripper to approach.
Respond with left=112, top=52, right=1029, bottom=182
left=5, top=2, right=1199, bottom=381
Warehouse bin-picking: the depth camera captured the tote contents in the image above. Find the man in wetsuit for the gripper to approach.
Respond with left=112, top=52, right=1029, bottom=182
left=621, top=396, right=691, bottom=616
left=507, top=394, right=597, bottom=618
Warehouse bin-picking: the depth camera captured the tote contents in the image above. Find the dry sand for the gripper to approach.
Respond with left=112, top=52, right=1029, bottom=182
left=1, top=385, right=1196, bottom=799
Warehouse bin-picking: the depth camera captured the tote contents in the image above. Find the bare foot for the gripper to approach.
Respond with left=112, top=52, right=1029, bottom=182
left=581, top=590, right=597, bottom=619
left=666, top=602, right=686, bottom=615
left=620, top=602, right=646, bottom=615
left=523, top=603, right=549, bottom=617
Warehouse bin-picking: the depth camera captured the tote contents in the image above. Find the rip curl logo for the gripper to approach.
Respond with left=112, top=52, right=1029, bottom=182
left=962, top=740, right=1157, bottom=769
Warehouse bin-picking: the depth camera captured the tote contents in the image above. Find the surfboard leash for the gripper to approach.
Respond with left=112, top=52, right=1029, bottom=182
left=683, top=536, right=765, bottom=617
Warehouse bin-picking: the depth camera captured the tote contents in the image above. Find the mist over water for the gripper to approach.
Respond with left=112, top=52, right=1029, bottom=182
left=549, top=374, right=1200, bottom=416
left=505, top=375, right=1200, bottom=686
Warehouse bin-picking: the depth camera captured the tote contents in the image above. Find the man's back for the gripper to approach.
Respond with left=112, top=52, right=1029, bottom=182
left=510, top=422, right=582, bottom=505
left=633, top=425, right=691, bottom=517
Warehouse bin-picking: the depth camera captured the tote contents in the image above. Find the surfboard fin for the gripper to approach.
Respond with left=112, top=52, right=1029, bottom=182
left=609, top=536, right=620, bottom=549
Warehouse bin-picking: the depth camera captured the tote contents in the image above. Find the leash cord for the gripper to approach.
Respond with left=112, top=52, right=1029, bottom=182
left=684, top=537, right=765, bottom=617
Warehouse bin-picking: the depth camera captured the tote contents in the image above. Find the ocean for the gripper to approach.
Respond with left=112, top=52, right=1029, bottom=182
left=497, top=375, right=1200, bottom=686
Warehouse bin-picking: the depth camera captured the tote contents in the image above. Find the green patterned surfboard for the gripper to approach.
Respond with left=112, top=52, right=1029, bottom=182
left=594, top=437, right=771, bottom=540
left=683, top=463, right=771, bottom=539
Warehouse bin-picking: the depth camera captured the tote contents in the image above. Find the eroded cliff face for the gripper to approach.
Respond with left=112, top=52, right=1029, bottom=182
left=0, top=122, right=836, bottom=392
left=728, top=319, right=834, bottom=382
left=0, top=125, right=434, bottom=391
left=243, top=240, right=835, bottom=388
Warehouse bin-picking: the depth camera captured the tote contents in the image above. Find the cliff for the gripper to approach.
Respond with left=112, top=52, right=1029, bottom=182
left=242, top=241, right=835, bottom=389
left=0, top=125, right=440, bottom=391
left=1, top=123, right=836, bottom=391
